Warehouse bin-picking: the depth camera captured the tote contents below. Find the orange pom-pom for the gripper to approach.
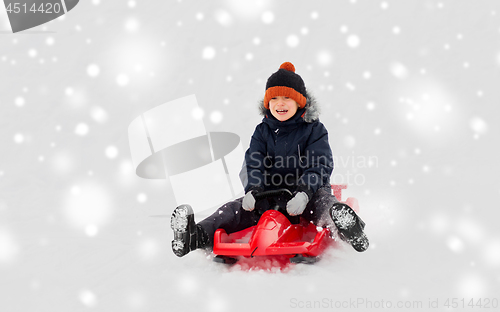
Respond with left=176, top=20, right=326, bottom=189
left=279, top=62, right=295, bottom=72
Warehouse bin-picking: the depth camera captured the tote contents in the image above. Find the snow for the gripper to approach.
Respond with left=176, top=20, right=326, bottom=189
left=261, top=11, right=274, bottom=24
left=346, top=34, right=360, bottom=48
left=317, top=50, right=332, bottom=66
left=391, top=62, right=409, bottom=79
left=190, top=106, right=204, bottom=120
left=86, top=64, right=100, bottom=77
left=137, top=193, right=148, bottom=204
left=1, top=1, right=500, bottom=311
left=470, top=116, right=488, bottom=135
left=446, top=236, right=465, bottom=253
left=14, top=96, right=25, bottom=107
left=27, top=49, right=37, bottom=58
left=116, top=74, right=130, bottom=86
left=63, top=182, right=114, bottom=232
left=13, top=133, right=24, bottom=144
left=90, top=106, right=108, bottom=123
left=79, top=289, right=98, bottom=307
left=483, top=239, right=500, bottom=268
left=125, top=18, right=140, bottom=33
left=286, top=34, right=300, bottom=48
left=0, top=228, right=20, bottom=264
left=215, top=10, right=232, bottom=27
left=85, top=224, right=99, bottom=237
left=202, top=46, right=216, bottom=60
left=210, top=111, right=223, bottom=124
left=74, top=123, right=89, bottom=136
left=105, top=146, right=119, bottom=159
left=128, top=1, right=137, bottom=9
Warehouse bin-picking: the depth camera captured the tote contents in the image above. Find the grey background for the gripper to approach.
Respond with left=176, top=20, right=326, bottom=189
left=1, top=0, right=499, bottom=311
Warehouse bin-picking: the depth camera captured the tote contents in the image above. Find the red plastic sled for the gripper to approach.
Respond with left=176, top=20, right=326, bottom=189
left=212, top=184, right=358, bottom=264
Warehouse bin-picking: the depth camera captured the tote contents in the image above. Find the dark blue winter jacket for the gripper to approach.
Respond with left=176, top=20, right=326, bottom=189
left=240, top=93, right=333, bottom=200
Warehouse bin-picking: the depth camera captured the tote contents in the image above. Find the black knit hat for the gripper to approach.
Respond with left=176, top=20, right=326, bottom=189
left=264, top=62, right=307, bottom=109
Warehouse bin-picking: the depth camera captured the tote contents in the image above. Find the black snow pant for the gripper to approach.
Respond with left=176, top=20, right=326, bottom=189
left=197, top=186, right=338, bottom=247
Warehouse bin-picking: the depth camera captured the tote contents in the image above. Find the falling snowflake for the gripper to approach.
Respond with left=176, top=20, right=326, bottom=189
left=346, top=34, right=360, bottom=48
left=286, top=34, right=300, bottom=48
left=261, top=11, right=274, bottom=24
left=86, top=64, right=100, bottom=77
left=202, top=46, right=216, bottom=60
left=74, top=123, right=89, bottom=136
left=79, top=289, right=98, bottom=307
left=116, top=74, right=130, bottom=86
left=105, top=146, right=119, bottom=159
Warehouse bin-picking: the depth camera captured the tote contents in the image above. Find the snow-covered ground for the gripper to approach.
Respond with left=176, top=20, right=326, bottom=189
left=1, top=1, right=499, bottom=311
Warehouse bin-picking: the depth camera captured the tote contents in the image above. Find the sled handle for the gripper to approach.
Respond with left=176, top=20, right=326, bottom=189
left=253, top=188, right=293, bottom=201
left=331, top=184, right=347, bottom=201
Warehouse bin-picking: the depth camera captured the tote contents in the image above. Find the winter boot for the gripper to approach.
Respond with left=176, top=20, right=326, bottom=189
left=330, top=203, right=369, bottom=252
left=170, top=204, right=210, bottom=257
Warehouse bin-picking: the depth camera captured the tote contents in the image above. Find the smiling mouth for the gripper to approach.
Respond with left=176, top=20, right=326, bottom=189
left=276, top=109, right=288, bottom=114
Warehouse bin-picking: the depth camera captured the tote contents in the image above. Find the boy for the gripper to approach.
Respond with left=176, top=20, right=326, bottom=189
left=171, top=62, right=369, bottom=257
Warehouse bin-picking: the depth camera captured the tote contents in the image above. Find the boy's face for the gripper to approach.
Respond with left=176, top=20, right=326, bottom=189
left=269, top=96, right=299, bottom=122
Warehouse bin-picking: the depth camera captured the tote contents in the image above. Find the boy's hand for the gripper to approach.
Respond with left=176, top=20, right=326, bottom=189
left=242, top=192, right=256, bottom=211
left=286, top=192, right=309, bottom=216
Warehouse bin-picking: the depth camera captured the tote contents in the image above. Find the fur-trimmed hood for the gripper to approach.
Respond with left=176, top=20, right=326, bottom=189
left=258, top=91, right=320, bottom=123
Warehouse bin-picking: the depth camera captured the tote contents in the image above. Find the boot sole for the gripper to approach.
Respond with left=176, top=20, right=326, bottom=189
left=351, top=233, right=369, bottom=252
left=331, top=203, right=356, bottom=230
left=330, top=203, right=369, bottom=252
left=171, top=204, right=194, bottom=257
